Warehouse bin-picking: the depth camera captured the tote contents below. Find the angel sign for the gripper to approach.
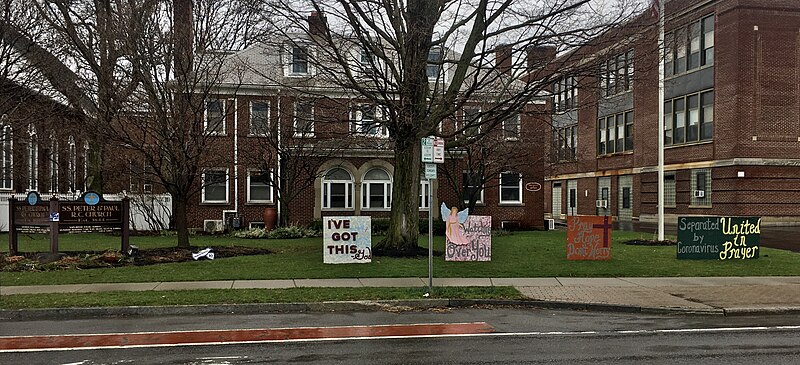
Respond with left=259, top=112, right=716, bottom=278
left=441, top=202, right=469, bottom=245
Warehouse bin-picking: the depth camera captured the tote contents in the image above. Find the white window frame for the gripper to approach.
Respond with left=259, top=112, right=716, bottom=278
left=204, top=99, right=226, bottom=136
left=249, top=100, right=270, bottom=136
left=0, top=123, right=12, bottom=190
left=283, top=42, right=316, bottom=77
left=462, top=172, right=484, bottom=205
left=502, top=113, right=520, bottom=140
left=499, top=172, right=523, bottom=204
left=247, top=169, right=273, bottom=203
left=202, top=168, right=229, bottom=204
left=350, top=104, right=389, bottom=138
left=293, top=99, right=315, bottom=137
left=322, top=168, right=354, bottom=210
left=28, top=125, right=37, bottom=191
left=49, top=132, right=58, bottom=193
left=426, top=47, right=444, bottom=81
left=361, top=168, right=392, bottom=210
left=461, top=107, right=481, bottom=137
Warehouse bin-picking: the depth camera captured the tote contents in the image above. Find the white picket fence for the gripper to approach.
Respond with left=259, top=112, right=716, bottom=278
left=0, top=192, right=172, bottom=232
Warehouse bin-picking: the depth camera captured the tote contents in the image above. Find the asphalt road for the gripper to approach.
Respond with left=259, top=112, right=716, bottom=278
left=2, top=308, right=800, bottom=364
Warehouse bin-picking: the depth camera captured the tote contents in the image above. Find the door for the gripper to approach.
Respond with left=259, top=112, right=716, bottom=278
left=552, top=182, right=562, bottom=219
left=567, top=180, right=577, bottom=216
left=618, top=175, right=633, bottom=221
left=597, top=177, right=611, bottom=216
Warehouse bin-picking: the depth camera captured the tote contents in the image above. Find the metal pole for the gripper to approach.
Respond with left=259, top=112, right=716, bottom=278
left=657, top=0, right=666, bottom=241
left=428, top=177, right=433, bottom=292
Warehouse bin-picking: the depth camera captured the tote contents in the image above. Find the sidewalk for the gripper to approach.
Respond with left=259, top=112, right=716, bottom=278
left=3, top=276, right=799, bottom=315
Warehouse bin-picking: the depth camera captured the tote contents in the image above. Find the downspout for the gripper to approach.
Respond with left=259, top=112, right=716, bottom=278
left=276, top=92, right=282, bottom=224
left=234, top=98, right=239, bottom=213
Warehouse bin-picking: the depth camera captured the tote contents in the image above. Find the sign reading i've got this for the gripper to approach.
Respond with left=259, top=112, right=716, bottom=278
left=323, top=216, right=372, bottom=264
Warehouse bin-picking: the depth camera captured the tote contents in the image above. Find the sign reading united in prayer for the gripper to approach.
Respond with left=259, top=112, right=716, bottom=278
left=677, top=216, right=760, bottom=260
left=566, top=215, right=612, bottom=260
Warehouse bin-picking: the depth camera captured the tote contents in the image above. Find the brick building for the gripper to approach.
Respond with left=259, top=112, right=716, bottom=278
left=545, top=0, right=800, bottom=225
left=183, top=13, right=547, bottom=231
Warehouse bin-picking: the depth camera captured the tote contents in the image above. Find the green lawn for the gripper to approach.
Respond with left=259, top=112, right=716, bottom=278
left=0, top=287, right=523, bottom=310
left=2, top=230, right=798, bottom=286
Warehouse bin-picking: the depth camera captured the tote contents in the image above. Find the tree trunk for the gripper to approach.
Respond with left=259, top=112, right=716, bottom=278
left=376, top=138, right=421, bottom=255
left=173, top=194, right=190, bottom=248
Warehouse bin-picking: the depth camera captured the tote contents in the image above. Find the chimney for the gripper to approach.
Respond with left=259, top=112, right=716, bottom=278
left=526, top=46, right=557, bottom=71
left=308, top=11, right=328, bottom=36
left=495, top=44, right=513, bottom=75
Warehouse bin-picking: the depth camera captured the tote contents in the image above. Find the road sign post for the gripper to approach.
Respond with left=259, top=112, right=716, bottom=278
left=422, top=137, right=444, bottom=293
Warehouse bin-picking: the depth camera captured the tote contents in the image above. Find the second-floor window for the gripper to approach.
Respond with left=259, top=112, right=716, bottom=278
left=554, top=76, right=576, bottom=112
left=502, top=113, right=520, bottom=140
left=598, top=110, right=633, bottom=155
left=552, top=125, right=577, bottom=162
left=427, top=47, right=443, bottom=79
left=250, top=101, right=270, bottom=136
left=665, top=14, right=714, bottom=77
left=205, top=99, right=225, bottom=135
left=294, top=99, right=315, bottom=137
left=664, top=90, right=713, bottom=146
left=292, top=46, right=309, bottom=74
left=350, top=104, right=388, bottom=137
left=461, top=108, right=481, bottom=137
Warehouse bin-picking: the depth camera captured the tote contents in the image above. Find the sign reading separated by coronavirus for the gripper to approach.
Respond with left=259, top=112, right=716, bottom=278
left=323, top=216, right=371, bottom=264
left=566, top=216, right=612, bottom=260
left=677, top=216, right=760, bottom=260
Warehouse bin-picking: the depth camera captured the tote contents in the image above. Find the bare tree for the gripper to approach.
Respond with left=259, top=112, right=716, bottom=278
left=263, top=0, right=642, bottom=255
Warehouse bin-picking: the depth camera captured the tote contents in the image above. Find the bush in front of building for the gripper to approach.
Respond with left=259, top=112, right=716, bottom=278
left=234, top=226, right=319, bottom=239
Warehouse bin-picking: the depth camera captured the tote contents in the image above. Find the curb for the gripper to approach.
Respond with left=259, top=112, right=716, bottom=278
left=5, top=299, right=797, bottom=321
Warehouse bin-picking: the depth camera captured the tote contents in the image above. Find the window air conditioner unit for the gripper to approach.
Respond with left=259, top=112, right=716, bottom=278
left=204, top=219, right=224, bottom=233
left=694, top=190, right=705, bottom=198
left=143, top=183, right=153, bottom=193
left=595, top=199, right=608, bottom=208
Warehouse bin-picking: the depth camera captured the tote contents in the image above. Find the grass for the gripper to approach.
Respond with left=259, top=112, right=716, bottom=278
left=0, top=286, right=523, bottom=310
left=2, top=230, right=799, bottom=287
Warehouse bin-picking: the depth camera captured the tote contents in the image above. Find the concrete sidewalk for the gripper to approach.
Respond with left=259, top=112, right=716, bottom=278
left=2, top=276, right=799, bottom=315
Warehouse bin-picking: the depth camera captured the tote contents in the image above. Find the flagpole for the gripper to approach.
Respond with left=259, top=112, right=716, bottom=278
left=657, top=0, right=665, bottom=241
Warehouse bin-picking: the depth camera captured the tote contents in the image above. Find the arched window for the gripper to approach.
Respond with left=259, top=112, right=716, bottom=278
left=68, top=136, right=76, bottom=192
left=361, top=168, right=392, bottom=209
left=322, top=168, right=353, bottom=209
left=28, top=125, right=37, bottom=191
left=0, top=119, right=12, bottom=190
left=49, top=131, right=58, bottom=192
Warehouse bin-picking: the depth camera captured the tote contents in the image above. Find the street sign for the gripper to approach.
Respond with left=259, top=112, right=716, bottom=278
left=433, top=137, right=445, bottom=163
left=424, top=163, right=437, bottom=179
left=421, top=137, right=434, bottom=163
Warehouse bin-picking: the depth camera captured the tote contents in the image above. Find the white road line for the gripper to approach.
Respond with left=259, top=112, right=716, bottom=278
left=3, top=325, right=799, bottom=354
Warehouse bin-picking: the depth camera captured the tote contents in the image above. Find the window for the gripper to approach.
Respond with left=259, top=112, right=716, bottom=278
left=666, top=14, right=714, bottom=76
left=250, top=101, right=270, bottom=136
left=202, top=169, right=228, bottom=203
left=0, top=123, right=12, bottom=190
left=68, top=136, right=76, bottom=191
left=553, top=125, right=577, bottom=161
left=664, top=90, right=713, bottom=146
left=205, top=99, right=225, bottom=135
left=357, top=47, right=376, bottom=77
left=426, top=47, right=442, bottom=79
left=28, top=125, right=37, bottom=191
left=83, top=141, right=89, bottom=191
left=294, top=99, right=314, bottom=137
left=361, top=168, right=392, bottom=209
left=600, top=49, right=634, bottom=97
left=419, top=179, right=430, bottom=210
left=502, top=113, right=520, bottom=140
left=462, top=172, right=484, bottom=204
left=691, top=168, right=711, bottom=206
left=128, top=159, right=139, bottom=193
left=461, top=108, right=481, bottom=137
left=291, top=45, right=309, bottom=74
left=248, top=170, right=273, bottom=203
left=322, top=168, right=353, bottom=209
left=664, top=173, right=676, bottom=207
left=598, top=111, right=633, bottom=155
left=554, top=76, right=576, bottom=112
left=499, top=172, right=522, bottom=204
left=351, top=104, right=388, bottom=137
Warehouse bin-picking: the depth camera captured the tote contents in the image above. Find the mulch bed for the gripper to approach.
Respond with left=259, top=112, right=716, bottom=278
left=0, top=246, right=271, bottom=272
left=622, top=239, right=677, bottom=246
